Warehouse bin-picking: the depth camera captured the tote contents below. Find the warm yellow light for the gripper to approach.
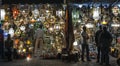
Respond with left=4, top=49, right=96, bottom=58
left=27, top=40, right=31, bottom=45
left=111, top=48, right=114, bottom=52
left=102, top=21, right=107, bottom=25
left=23, top=49, right=26, bottom=52
left=0, top=9, right=6, bottom=20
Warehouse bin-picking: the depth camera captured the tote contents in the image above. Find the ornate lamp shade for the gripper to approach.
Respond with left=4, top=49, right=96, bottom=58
left=0, top=9, right=6, bottom=20
left=54, top=24, right=61, bottom=31
left=12, top=7, right=19, bottom=19
left=20, top=26, right=26, bottom=31
left=93, top=8, right=100, bottom=21
left=26, top=40, right=31, bottom=45
left=9, top=28, right=14, bottom=38
left=32, top=9, right=39, bottom=18
left=112, top=6, right=119, bottom=16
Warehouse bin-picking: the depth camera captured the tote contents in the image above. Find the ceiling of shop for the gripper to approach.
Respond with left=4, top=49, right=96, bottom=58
left=2, top=0, right=64, bottom=4
left=1, top=0, right=119, bottom=4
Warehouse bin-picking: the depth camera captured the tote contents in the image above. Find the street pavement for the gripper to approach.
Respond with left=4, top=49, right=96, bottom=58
left=0, top=56, right=118, bottom=66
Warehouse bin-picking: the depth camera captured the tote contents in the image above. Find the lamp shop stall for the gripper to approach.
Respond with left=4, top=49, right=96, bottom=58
left=0, top=4, right=66, bottom=58
left=69, top=2, right=120, bottom=59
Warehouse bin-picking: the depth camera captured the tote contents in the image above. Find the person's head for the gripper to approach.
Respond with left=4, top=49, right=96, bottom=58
left=99, top=25, right=102, bottom=30
left=103, top=26, right=107, bottom=31
left=83, top=26, right=86, bottom=31
left=7, top=34, right=11, bottom=40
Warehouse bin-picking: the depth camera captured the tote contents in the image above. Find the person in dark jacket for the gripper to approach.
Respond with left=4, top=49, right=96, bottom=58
left=95, top=25, right=103, bottom=63
left=99, top=26, right=113, bottom=65
left=5, top=34, right=13, bottom=61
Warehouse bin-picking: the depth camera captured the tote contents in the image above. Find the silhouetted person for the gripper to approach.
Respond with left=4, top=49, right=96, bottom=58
left=99, top=26, right=113, bottom=66
left=81, top=26, right=91, bottom=62
left=0, top=25, right=4, bottom=59
left=95, top=25, right=102, bottom=63
left=5, top=34, right=13, bottom=61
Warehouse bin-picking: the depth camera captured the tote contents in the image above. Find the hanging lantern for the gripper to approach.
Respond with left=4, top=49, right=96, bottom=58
left=15, top=28, right=21, bottom=36
left=12, top=7, right=19, bottom=19
left=54, top=24, right=61, bottom=31
left=112, top=6, right=119, bottom=16
left=0, top=9, right=6, bottom=20
left=93, top=8, right=100, bottom=21
left=20, top=26, right=26, bottom=31
left=86, top=23, right=94, bottom=28
left=56, top=9, right=64, bottom=17
left=73, top=41, right=78, bottom=46
left=32, top=9, right=39, bottom=19
left=9, top=28, right=14, bottom=38
left=47, top=16, right=56, bottom=24
left=26, top=40, right=31, bottom=45
left=14, top=39, right=19, bottom=45
left=49, top=27, right=54, bottom=33
left=30, top=18, right=36, bottom=23
left=101, top=20, right=107, bottom=25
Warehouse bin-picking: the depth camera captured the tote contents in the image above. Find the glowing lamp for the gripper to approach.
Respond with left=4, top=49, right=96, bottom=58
left=93, top=8, right=100, bottom=21
left=0, top=9, right=6, bottom=20
left=73, top=41, right=78, bottom=46
left=111, top=48, right=115, bottom=52
left=49, top=27, right=54, bottom=32
left=101, top=21, right=107, bottom=25
left=4, top=32, right=8, bottom=39
left=86, top=23, right=94, bottom=28
left=20, top=26, right=25, bottom=31
left=12, top=7, right=19, bottom=19
left=32, top=9, right=39, bottom=18
left=23, top=48, right=26, bottom=52
left=27, top=40, right=31, bottom=45
left=54, top=24, right=61, bottom=31
left=79, top=4, right=83, bottom=8
left=9, top=28, right=14, bottom=38
left=111, top=24, right=120, bottom=27
left=14, top=39, right=19, bottom=45
left=31, top=18, right=36, bottom=23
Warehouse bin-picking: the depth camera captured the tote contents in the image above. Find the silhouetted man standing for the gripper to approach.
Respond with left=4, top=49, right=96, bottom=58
left=0, top=25, right=4, bottom=59
left=95, top=25, right=102, bottom=63
left=99, top=26, right=113, bottom=66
